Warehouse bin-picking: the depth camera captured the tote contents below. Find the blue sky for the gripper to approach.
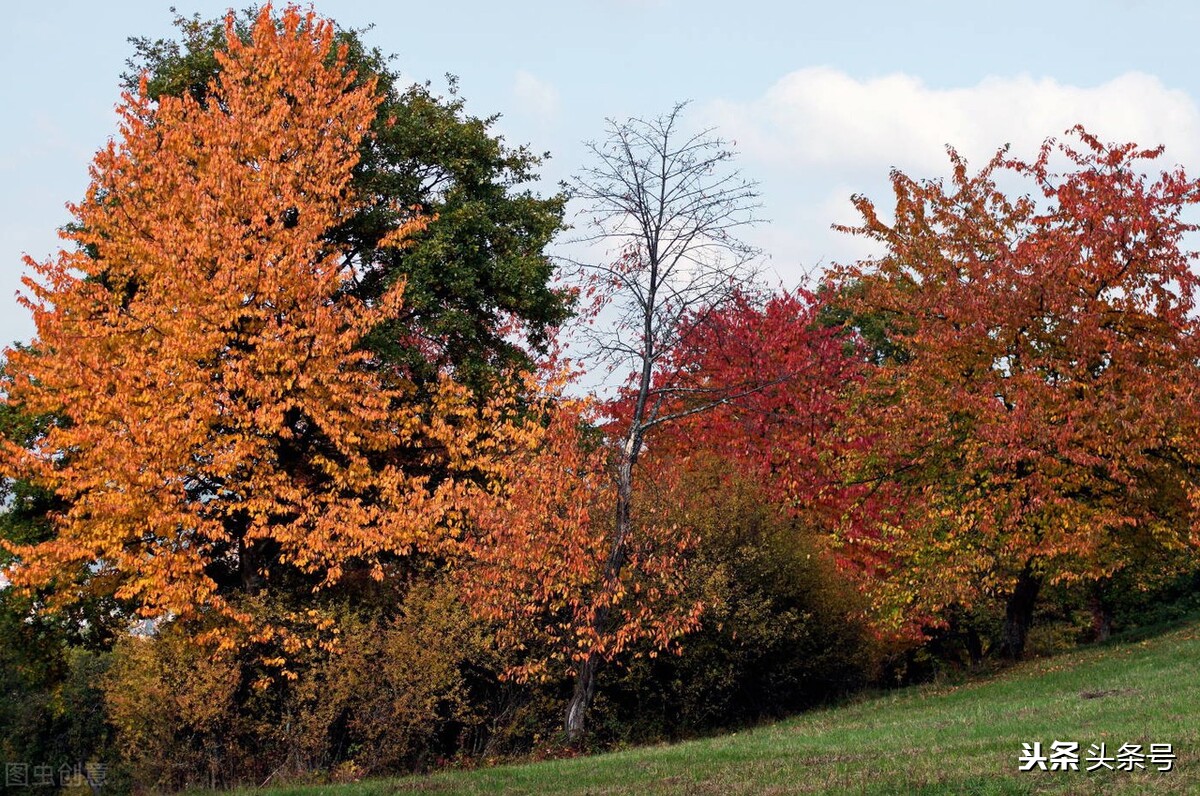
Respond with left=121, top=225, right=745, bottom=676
left=5, top=0, right=1200, bottom=348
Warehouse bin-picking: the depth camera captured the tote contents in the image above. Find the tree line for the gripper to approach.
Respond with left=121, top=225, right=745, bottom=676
left=3, top=5, right=1200, bottom=791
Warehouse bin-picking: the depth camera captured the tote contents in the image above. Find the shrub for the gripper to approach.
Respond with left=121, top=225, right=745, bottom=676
left=101, top=576, right=507, bottom=788
left=595, top=460, right=879, bottom=742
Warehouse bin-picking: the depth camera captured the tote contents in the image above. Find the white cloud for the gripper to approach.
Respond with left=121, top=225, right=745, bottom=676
left=512, top=69, right=560, bottom=124
left=699, top=69, right=1200, bottom=283
left=705, top=68, right=1200, bottom=177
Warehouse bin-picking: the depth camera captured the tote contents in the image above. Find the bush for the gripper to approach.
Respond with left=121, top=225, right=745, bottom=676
left=103, top=624, right=242, bottom=790
left=0, top=591, right=119, bottom=795
left=594, top=460, right=879, bottom=742
left=100, top=576, right=512, bottom=789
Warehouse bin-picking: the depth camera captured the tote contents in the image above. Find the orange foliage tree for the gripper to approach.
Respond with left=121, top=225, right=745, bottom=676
left=0, top=6, right=496, bottom=646
left=461, top=391, right=701, bottom=685
left=833, top=128, right=1200, bottom=657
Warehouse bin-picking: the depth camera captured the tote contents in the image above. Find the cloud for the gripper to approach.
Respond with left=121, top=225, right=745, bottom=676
left=512, top=69, right=560, bottom=124
left=698, top=69, right=1200, bottom=282
left=705, top=68, right=1200, bottom=177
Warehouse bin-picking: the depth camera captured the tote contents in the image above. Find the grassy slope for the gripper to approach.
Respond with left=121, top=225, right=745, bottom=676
left=259, top=621, right=1200, bottom=795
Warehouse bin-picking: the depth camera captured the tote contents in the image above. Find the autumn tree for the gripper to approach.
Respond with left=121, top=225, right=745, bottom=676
left=649, top=289, right=864, bottom=527
left=552, top=102, right=762, bottom=742
left=0, top=6, right=500, bottom=648
left=461, top=392, right=701, bottom=690
left=833, top=128, right=1200, bottom=658
left=1, top=5, right=572, bottom=651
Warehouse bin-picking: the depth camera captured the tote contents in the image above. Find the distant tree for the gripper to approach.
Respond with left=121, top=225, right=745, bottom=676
left=834, top=128, right=1200, bottom=658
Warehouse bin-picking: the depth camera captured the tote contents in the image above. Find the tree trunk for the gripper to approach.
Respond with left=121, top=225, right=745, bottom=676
left=1089, top=583, right=1113, bottom=643
left=966, top=624, right=984, bottom=667
left=564, top=439, right=637, bottom=745
left=999, top=565, right=1042, bottom=660
left=565, top=653, right=600, bottom=745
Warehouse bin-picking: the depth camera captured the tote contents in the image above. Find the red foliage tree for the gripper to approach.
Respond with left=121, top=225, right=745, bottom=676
left=648, top=289, right=864, bottom=528
left=833, top=128, right=1200, bottom=657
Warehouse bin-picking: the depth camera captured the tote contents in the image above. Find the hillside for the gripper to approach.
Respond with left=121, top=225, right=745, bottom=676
left=250, top=620, right=1200, bottom=795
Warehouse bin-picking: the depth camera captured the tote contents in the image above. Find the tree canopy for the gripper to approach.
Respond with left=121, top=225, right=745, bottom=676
left=832, top=129, right=1200, bottom=655
left=0, top=7, right=511, bottom=645
left=123, top=5, right=571, bottom=389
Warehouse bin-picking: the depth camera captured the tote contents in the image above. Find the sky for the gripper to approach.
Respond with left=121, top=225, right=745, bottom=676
left=5, top=0, right=1200, bottom=350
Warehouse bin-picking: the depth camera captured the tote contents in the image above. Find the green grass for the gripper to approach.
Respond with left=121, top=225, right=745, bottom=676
left=250, top=620, right=1200, bottom=795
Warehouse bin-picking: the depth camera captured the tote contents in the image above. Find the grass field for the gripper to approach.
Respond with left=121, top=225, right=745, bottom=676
left=250, top=620, right=1200, bottom=795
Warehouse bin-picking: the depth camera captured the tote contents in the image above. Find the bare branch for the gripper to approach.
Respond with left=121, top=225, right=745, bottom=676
left=642, top=373, right=798, bottom=430
left=567, top=102, right=763, bottom=384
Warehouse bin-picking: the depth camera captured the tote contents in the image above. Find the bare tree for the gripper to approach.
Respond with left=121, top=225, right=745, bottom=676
left=562, top=102, right=762, bottom=743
